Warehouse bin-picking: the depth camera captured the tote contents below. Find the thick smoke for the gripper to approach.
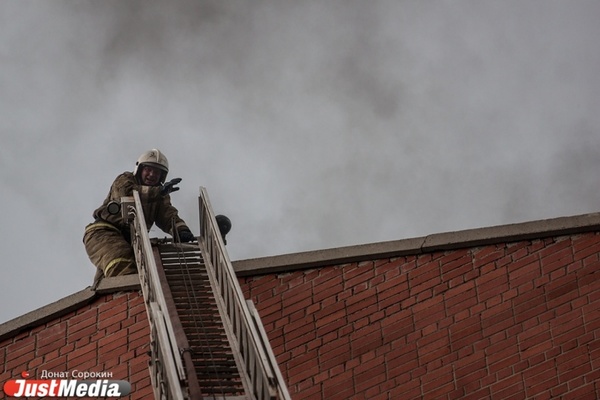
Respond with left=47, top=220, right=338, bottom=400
left=1, top=0, right=599, bottom=323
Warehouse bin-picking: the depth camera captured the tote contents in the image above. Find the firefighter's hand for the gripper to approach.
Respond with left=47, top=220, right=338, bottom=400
left=178, top=229, right=195, bottom=243
left=161, top=178, right=182, bottom=196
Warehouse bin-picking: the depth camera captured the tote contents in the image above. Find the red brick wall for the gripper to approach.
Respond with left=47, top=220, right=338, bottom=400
left=240, top=233, right=600, bottom=399
left=0, top=291, right=152, bottom=400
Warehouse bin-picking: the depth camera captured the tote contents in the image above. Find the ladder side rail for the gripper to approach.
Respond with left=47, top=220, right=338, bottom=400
left=147, top=322, right=164, bottom=400
left=133, top=244, right=184, bottom=400
left=151, top=303, right=187, bottom=400
left=247, top=301, right=292, bottom=400
left=128, top=199, right=170, bottom=400
left=126, top=192, right=188, bottom=400
left=199, top=223, right=257, bottom=399
left=131, top=191, right=187, bottom=380
left=199, top=194, right=274, bottom=400
left=199, top=187, right=290, bottom=400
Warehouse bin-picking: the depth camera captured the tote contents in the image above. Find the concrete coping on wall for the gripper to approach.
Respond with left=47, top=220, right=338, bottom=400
left=232, top=212, right=600, bottom=276
left=1, top=212, right=600, bottom=342
left=0, top=275, right=141, bottom=342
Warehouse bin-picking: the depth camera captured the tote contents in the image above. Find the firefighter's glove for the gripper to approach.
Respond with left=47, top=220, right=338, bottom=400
left=161, top=178, right=182, bottom=196
left=178, top=229, right=195, bottom=243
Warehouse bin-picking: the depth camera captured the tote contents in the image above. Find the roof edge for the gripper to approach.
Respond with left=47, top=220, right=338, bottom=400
left=2, top=213, right=599, bottom=341
left=0, top=275, right=141, bottom=342
left=233, top=212, right=600, bottom=276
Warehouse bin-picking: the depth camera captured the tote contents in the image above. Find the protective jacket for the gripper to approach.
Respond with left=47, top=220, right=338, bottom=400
left=92, top=172, right=189, bottom=235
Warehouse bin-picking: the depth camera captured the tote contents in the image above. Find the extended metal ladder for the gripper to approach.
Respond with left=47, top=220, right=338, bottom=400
left=124, top=188, right=290, bottom=400
left=154, top=242, right=246, bottom=398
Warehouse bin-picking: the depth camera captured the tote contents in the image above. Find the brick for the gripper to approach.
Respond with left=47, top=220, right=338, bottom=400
left=538, top=236, right=570, bottom=255
left=388, top=380, right=421, bottom=399
left=128, top=322, right=151, bottom=342
left=560, top=361, right=592, bottom=385
left=572, top=234, right=600, bottom=253
left=521, top=331, right=553, bottom=356
left=4, top=343, right=35, bottom=372
left=508, top=252, right=540, bottom=274
left=477, top=264, right=507, bottom=285
left=345, top=286, right=377, bottom=308
left=293, top=384, right=320, bottom=400
left=286, top=349, right=319, bottom=373
left=375, top=273, right=409, bottom=300
left=441, top=253, right=473, bottom=278
left=312, top=267, right=343, bottom=287
left=506, top=241, right=528, bottom=257
left=492, top=374, right=525, bottom=399
left=287, top=361, right=320, bottom=386
left=68, top=322, right=98, bottom=345
left=517, top=319, right=549, bottom=342
left=575, top=258, right=600, bottom=278
left=454, top=352, right=487, bottom=378
left=488, top=351, right=520, bottom=376
left=343, top=266, right=375, bottom=290
left=282, top=281, right=313, bottom=303
left=526, top=376, right=559, bottom=397
left=374, top=258, right=402, bottom=276
left=424, top=379, right=456, bottom=398
left=410, top=277, right=441, bottom=298
left=246, top=275, right=279, bottom=296
left=382, top=307, right=412, bottom=328
left=69, top=308, right=98, bottom=329
left=481, top=296, right=512, bottom=319
left=473, top=246, right=506, bottom=268
left=348, top=304, right=379, bottom=328
left=380, top=316, right=414, bottom=345
left=513, top=284, right=546, bottom=314
left=414, top=304, right=446, bottom=331
left=6, top=336, right=35, bottom=361
left=350, top=329, right=383, bottom=358
left=284, top=319, right=315, bottom=341
left=561, top=383, right=596, bottom=400
left=67, top=340, right=98, bottom=364
left=509, top=265, right=541, bottom=289
left=282, top=296, right=313, bottom=318
left=410, top=260, right=441, bottom=286
left=97, top=310, right=128, bottom=331
left=445, top=279, right=477, bottom=300
left=127, top=299, right=147, bottom=318
left=315, top=303, right=346, bottom=327
left=312, top=287, right=350, bottom=304
left=450, top=314, right=481, bottom=339
left=37, top=333, right=66, bottom=354
left=38, top=354, right=67, bottom=372
left=541, top=246, right=574, bottom=274
left=555, top=346, right=589, bottom=370
left=315, top=316, right=346, bottom=340
left=98, top=294, right=129, bottom=316
left=322, top=370, right=355, bottom=399
left=285, top=273, right=308, bottom=289
left=545, top=271, right=578, bottom=296
left=354, top=352, right=386, bottom=376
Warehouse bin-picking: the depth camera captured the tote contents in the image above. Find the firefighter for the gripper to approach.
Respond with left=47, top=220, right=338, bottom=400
left=84, top=149, right=195, bottom=289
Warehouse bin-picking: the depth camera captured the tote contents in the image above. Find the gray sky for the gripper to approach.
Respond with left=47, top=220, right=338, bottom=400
left=1, top=0, right=599, bottom=324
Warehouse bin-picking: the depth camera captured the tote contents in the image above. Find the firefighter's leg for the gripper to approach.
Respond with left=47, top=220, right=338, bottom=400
left=92, top=268, right=103, bottom=290
left=84, top=225, right=137, bottom=288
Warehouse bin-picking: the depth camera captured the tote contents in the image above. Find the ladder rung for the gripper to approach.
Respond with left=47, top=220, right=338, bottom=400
left=156, top=243, right=246, bottom=396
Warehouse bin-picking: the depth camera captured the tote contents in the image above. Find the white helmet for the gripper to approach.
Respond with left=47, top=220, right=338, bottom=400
left=134, top=149, right=169, bottom=183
